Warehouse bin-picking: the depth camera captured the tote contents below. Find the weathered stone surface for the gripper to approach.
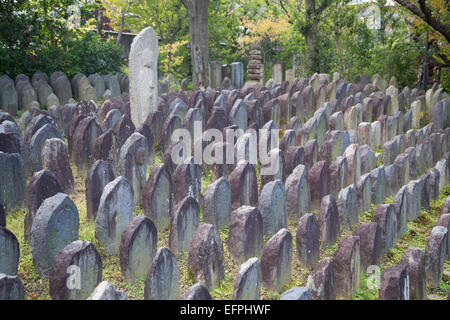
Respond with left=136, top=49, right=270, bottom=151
left=203, top=177, right=231, bottom=231
left=87, top=281, right=126, bottom=300
left=306, top=257, right=336, bottom=300
left=144, top=247, right=180, bottom=300
left=393, top=185, right=408, bottom=239
left=353, top=222, right=382, bottom=271
left=95, top=176, right=134, bottom=255
left=370, top=166, right=386, bottom=205
left=261, top=228, right=292, bottom=292
left=285, top=164, right=310, bottom=220
left=232, top=257, right=262, bottom=300
left=229, top=160, right=258, bottom=209
left=85, top=160, right=115, bottom=220
left=28, top=123, right=63, bottom=175
left=183, top=282, right=212, bottom=300
left=318, top=195, right=340, bottom=247
left=169, top=196, right=200, bottom=255
left=406, top=180, right=421, bottom=221
left=333, top=236, right=360, bottom=299
left=280, top=287, right=312, bottom=300
left=24, top=170, right=63, bottom=241
left=308, top=160, right=330, bottom=211
left=0, top=274, right=25, bottom=300
left=120, top=216, right=157, bottom=283
left=379, top=264, right=410, bottom=300
left=41, top=138, right=74, bottom=194
left=356, top=173, right=372, bottom=215
left=425, top=226, right=448, bottom=289
left=259, top=180, right=287, bottom=237
left=0, top=202, right=5, bottom=228
left=0, top=227, right=19, bottom=276
left=119, top=132, right=149, bottom=205
left=329, top=156, right=347, bottom=200
left=296, top=213, right=320, bottom=269
left=188, top=224, right=225, bottom=290
left=143, top=164, right=173, bottom=232
left=0, top=151, right=26, bottom=212
left=72, top=116, right=101, bottom=171
left=338, top=184, right=358, bottom=229
left=400, top=248, right=426, bottom=300
left=31, top=193, right=79, bottom=277
left=343, top=144, right=361, bottom=186
left=436, top=214, right=450, bottom=260
left=49, top=240, right=102, bottom=300
left=373, top=204, right=397, bottom=255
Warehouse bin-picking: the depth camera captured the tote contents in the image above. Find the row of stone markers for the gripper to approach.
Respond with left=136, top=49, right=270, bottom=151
left=0, top=70, right=449, bottom=299
left=0, top=71, right=128, bottom=116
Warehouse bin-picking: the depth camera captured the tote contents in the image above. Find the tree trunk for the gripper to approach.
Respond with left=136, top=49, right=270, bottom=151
left=305, top=20, right=318, bottom=73
left=182, top=0, right=210, bottom=88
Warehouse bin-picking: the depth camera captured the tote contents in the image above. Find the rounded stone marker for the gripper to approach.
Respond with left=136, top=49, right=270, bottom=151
left=307, top=257, right=336, bottom=300
left=333, top=235, right=361, bottom=299
left=49, top=240, right=102, bottom=300
left=95, top=176, right=134, bottom=255
left=296, top=213, right=320, bottom=270
left=203, top=177, right=231, bottom=231
left=169, top=196, right=200, bottom=255
left=183, top=282, right=212, bottom=300
left=425, top=226, right=448, bottom=289
left=379, top=264, right=409, bottom=300
left=31, top=193, right=79, bottom=277
left=41, top=138, right=74, bottom=194
left=120, top=216, right=158, bottom=283
left=280, top=287, right=312, bottom=300
left=227, top=206, right=263, bottom=263
left=0, top=273, right=25, bottom=300
left=188, top=224, right=225, bottom=290
left=400, top=248, right=425, bottom=300
left=88, top=281, right=126, bottom=300
left=259, top=180, right=287, bottom=238
left=0, top=227, right=20, bottom=275
left=232, top=257, right=261, bottom=300
left=143, top=164, right=173, bottom=232
left=261, top=228, right=292, bottom=292
left=85, top=160, right=115, bottom=220
left=144, top=247, right=180, bottom=300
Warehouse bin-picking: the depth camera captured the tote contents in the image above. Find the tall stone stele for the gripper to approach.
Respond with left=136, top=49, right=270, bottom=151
left=129, top=27, right=159, bottom=128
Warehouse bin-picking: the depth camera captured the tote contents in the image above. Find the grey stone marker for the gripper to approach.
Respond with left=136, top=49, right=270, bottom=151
left=393, top=185, right=408, bottom=239
left=119, top=132, right=149, bottom=206
left=318, top=195, right=340, bottom=247
left=353, top=222, right=382, bottom=270
left=143, top=164, right=173, bottom=232
left=384, top=164, right=398, bottom=197
left=169, top=196, right=200, bottom=255
left=406, top=180, right=421, bottom=221
left=232, top=257, right=262, bottom=300
left=425, top=226, right=448, bottom=289
left=120, top=216, right=158, bottom=283
left=296, top=213, right=320, bottom=269
left=95, top=176, right=134, bottom=255
left=232, top=62, right=244, bottom=89
left=259, top=180, right=287, bottom=238
left=280, top=287, right=312, bottom=300
left=183, top=282, right=212, bottom=300
left=49, top=240, right=102, bottom=300
left=0, top=227, right=20, bottom=275
left=356, top=173, right=372, bottom=215
left=227, top=206, right=263, bottom=263
left=187, top=224, right=225, bottom=291
left=144, top=247, right=180, bottom=300
left=85, top=160, right=115, bottom=220
left=87, top=281, right=126, bottom=300
left=379, top=264, right=410, bottom=300
left=41, top=138, right=74, bottom=194
left=229, top=160, right=258, bottom=209
left=308, top=160, right=330, bottom=211
left=285, top=164, right=310, bottom=220
left=173, top=157, right=202, bottom=206
left=329, top=156, right=347, bottom=200
left=370, top=166, right=386, bottom=205
left=31, top=193, right=79, bottom=277
left=24, top=170, right=63, bottom=241
left=203, top=177, right=231, bottom=231
left=337, top=184, right=358, bottom=229
left=373, top=204, right=397, bottom=255
left=261, top=228, right=292, bottom=292
left=0, top=273, right=25, bottom=300
left=436, top=214, right=450, bottom=260
left=333, top=235, right=360, bottom=299
left=306, top=257, right=336, bottom=300
left=400, top=248, right=426, bottom=300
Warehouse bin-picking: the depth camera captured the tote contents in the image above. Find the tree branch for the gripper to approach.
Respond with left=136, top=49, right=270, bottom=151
left=394, top=0, right=450, bottom=43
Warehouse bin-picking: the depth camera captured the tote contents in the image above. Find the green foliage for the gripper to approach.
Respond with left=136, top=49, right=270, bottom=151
left=0, top=1, right=123, bottom=78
